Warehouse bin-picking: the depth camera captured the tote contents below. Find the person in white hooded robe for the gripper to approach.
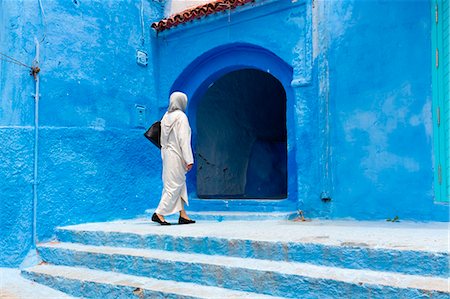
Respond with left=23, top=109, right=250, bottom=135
left=152, top=91, right=195, bottom=225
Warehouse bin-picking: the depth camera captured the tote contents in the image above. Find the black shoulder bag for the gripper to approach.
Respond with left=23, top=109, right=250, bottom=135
left=144, top=121, right=161, bottom=149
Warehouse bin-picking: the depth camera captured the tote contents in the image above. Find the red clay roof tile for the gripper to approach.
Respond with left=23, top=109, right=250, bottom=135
left=151, top=0, right=255, bottom=32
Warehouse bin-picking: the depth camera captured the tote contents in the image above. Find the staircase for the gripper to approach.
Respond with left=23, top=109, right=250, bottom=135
left=22, top=218, right=449, bottom=298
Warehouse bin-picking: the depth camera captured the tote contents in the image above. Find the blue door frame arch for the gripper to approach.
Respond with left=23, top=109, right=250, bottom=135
left=171, top=43, right=297, bottom=212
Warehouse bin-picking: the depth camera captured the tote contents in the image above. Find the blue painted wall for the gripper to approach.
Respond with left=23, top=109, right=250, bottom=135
left=316, top=0, right=449, bottom=221
left=1, top=0, right=448, bottom=267
left=152, top=0, right=448, bottom=221
left=0, top=0, right=164, bottom=267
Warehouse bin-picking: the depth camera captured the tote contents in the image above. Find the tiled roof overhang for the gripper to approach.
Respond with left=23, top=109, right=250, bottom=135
left=151, top=0, right=255, bottom=33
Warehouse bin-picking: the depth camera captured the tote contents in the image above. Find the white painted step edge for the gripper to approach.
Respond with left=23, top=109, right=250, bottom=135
left=39, top=242, right=450, bottom=293
left=25, top=264, right=286, bottom=299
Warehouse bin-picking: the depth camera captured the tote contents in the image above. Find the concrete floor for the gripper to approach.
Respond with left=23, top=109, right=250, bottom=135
left=0, top=268, right=76, bottom=299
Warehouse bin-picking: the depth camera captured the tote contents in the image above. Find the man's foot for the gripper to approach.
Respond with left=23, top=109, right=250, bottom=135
left=152, top=213, right=171, bottom=225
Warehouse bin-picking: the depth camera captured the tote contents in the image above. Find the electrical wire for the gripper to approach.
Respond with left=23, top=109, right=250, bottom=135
left=0, top=1, right=46, bottom=67
left=0, top=52, right=40, bottom=78
left=38, top=0, right=47, bottom=42
left=140, top=0, right=145, bottom=46
left=0, top=52, right=32, bottom=68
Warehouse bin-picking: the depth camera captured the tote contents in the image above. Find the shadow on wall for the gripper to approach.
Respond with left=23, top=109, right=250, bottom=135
left=196, top=68, right=287, bottom=199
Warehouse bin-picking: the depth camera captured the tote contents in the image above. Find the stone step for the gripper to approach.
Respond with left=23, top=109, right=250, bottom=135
left=55, top=219, right=449, bottom=277
left=36, top=242, right=449, bottom=298
left=22, top=264, right=285, bottom=299
left=1, top=267, right=77, bottom=299
left=143, top=210, right=294, bottom=222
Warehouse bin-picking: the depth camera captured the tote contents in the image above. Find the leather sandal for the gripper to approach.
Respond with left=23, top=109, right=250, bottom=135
left=152, top=213, right=171, bottom=225
left=179, top=216, right=196, bottom=225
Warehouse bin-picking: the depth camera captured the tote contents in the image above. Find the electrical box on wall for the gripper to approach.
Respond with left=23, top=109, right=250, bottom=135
left=134, top=104, right=146, bottom=128
left=136, top=50, right=148, bottom=66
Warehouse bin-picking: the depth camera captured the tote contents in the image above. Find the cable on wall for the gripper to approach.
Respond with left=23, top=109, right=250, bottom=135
left=37, top=0, right=47, bottom=42
left=31, top=37, right=40, bottom=249
left=0, top=53, right=31, bottom=68
left=0, top=52, right=40, bottom=78
left=140, top=0, right=145, bottom=46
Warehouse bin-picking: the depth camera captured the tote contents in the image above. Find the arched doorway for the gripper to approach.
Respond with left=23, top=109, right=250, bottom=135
left=171, top=43, right=297, bottom=211
left=196, top=69, right=287, bottom=199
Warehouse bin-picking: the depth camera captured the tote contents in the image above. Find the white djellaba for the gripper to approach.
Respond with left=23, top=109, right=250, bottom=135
left=155, top=91, right=194, bottom=216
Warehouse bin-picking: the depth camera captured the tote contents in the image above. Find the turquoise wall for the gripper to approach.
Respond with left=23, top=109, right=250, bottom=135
left=1, top=0, right=448, bottom=267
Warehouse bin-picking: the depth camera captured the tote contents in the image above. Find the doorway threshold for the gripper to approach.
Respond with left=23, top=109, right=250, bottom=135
left=144, top=210, right=295, bottom=222
left=187, top=197, right=297, bottom=214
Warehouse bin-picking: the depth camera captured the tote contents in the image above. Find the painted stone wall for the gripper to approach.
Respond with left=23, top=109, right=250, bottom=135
left=0, top=0, right=164, bottom=267
left=311, top=0, right=449, bottom=221
left=152, top=0, right=448, bottom=221
left=1, top=0, right=448, bottom=268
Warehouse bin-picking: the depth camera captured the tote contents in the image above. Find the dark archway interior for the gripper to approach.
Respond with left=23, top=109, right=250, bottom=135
left=196, top=69, right=287, bottom=199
